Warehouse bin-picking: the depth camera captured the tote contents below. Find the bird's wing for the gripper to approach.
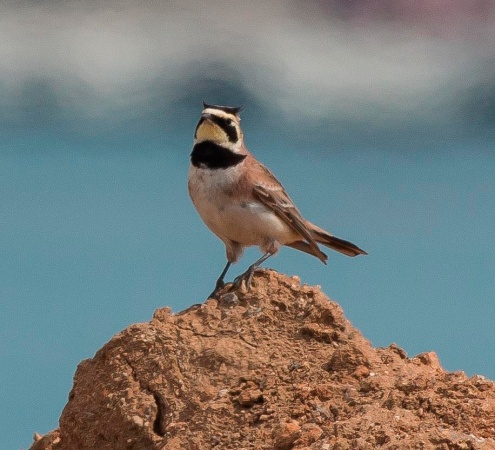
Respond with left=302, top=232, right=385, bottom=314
left=250, top=160, right=321, bottom=252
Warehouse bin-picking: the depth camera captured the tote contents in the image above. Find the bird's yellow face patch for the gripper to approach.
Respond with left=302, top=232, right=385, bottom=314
left=195, top=118, right=229, bottom=144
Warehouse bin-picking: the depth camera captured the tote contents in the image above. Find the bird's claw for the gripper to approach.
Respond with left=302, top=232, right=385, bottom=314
left=232, top=267, right=256, bottom=291
left=207, top=280, right=224, bottom=299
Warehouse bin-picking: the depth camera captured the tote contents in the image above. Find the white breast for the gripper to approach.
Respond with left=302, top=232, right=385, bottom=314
left=188, top=165, right=294, bottom=247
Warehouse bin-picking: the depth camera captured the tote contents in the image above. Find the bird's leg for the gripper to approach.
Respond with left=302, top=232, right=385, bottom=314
left=208, top=261, right=232, bottom=298
left=215, top=261, right=232, bottom=290
left=233, top=252, right=272, bottom=290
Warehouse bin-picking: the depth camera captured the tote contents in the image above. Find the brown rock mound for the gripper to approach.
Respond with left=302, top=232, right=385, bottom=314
left=31, top=270, right=495, bottom=449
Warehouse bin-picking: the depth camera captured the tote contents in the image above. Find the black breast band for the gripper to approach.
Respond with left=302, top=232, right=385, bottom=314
left=191, top=141, right=247, bottom=169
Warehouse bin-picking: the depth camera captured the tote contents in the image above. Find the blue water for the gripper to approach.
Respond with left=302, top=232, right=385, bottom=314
left=1, top=126, right=494, bottom=448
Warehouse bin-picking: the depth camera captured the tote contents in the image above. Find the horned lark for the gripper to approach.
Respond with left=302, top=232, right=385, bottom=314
left=188, top=102, right=367, bottom=297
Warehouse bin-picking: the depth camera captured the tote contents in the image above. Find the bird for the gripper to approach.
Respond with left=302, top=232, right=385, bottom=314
left=188, top=102, right=367, bottom=298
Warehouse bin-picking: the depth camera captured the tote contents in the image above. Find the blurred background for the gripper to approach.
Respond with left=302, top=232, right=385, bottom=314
left=1, top=1, right=494, bottom=448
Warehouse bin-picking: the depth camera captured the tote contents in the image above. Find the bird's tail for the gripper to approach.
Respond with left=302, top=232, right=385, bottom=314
left=310, top=224, right=368, bottom=257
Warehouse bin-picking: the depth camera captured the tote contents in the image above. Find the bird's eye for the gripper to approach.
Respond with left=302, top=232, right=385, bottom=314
left=226, top=118, right=233, bottom=125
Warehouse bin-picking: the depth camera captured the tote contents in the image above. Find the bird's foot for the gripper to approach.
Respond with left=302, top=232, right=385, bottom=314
left=207, top=278, right=226, bottom=299
left=232, top=266, right=256, bottom=291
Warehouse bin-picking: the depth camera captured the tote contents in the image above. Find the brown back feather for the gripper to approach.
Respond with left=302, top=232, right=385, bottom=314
left=249, top=159, right=325, bottom=258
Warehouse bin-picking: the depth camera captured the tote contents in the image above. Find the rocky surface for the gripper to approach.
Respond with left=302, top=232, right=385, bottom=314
left=30, top=270, right=495, bottom=449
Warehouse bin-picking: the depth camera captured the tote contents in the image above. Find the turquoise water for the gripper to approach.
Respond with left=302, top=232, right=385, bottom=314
left=1, top=126, right=493, bottom=448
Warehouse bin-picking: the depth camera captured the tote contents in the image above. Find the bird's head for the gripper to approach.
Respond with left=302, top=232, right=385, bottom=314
left=194, top=102, right=244, bottom=152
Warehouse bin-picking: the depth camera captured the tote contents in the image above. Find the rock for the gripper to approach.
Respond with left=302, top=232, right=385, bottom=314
left=413, top=351, right=443, bottom=371
left=29, top=270, right=495, bottom=450
left=237, top=387, right=264, bottom=407
left=273, top=420, right=301, bottom=449
left=29, top=430, right=60, bottom=450
left=296, top=423, right=323, bottom=446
